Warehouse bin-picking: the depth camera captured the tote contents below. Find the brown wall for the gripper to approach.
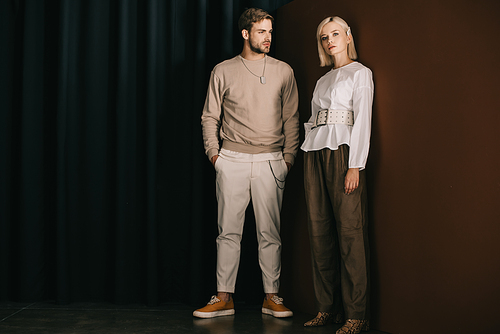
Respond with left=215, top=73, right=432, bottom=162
left=276, top=0, right=500, bottom=333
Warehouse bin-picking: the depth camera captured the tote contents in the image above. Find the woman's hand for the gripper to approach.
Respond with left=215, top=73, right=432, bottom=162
left=344, top=168, right=359, bottom=195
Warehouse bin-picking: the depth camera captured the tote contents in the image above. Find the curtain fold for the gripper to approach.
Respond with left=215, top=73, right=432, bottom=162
left=111, top=0, right=140, bottom=305
left=0, top=0, right=294, bottom=305
left=18, top=0, right=46, bottom=302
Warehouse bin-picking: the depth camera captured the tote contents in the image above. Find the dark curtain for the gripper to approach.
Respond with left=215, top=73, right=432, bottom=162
left=0, top=0, right=293, bottom=306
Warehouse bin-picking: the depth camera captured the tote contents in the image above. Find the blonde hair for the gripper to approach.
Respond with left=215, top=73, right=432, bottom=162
left=316, top=16, right=358, bottom=67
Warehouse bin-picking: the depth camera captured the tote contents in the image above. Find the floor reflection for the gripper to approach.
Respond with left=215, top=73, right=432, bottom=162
left=193, top=315, right=235, bottom=334
left=192, top=312, right=295, bottom=334
left=261, top=313, right=293, bottom=334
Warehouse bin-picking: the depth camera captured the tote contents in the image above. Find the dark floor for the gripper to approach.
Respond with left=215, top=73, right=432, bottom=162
left=0, top=301, right=390, bottom=334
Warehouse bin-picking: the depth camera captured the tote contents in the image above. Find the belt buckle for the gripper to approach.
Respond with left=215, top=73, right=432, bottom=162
left=313, top=109, right=328, bottom=129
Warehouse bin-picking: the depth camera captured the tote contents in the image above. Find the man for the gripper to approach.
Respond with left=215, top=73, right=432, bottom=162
left=194, top=8, right=299, bottom=319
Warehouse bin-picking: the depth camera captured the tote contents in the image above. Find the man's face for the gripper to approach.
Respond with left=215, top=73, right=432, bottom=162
left=246, top=19, right=273, bottom=54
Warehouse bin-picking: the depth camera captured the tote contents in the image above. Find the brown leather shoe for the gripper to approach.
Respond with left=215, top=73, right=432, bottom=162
left=336, top=319, right=369, bottom=334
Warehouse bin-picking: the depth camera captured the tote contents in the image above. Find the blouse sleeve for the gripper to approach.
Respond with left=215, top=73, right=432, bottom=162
left=349, top=67, right=374, bottom=170
left=304, top=83, right=320, bottom=138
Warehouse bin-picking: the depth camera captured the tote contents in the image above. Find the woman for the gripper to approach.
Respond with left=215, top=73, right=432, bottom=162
left=301, top=16, right=373, bottom=334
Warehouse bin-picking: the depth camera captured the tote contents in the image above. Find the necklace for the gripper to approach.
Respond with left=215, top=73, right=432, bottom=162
left=240, top=55, right=266, bottom=84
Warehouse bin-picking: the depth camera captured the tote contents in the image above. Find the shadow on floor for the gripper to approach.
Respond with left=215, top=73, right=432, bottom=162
left=0, top=301, right=390, bottom=334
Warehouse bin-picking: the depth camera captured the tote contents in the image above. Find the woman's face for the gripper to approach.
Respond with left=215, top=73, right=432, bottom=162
left=320, top=21, right=350, bottom=57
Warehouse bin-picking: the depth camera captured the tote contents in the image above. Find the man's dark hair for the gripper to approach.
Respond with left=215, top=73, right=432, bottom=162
left=238, top=8, right=274, bottom=32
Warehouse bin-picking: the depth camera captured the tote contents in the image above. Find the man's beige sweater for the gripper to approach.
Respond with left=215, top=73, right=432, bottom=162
left=201, top=55, right=299, bottom=165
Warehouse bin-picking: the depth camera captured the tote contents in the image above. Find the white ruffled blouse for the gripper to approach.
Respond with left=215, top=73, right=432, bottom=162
left=301, top=62, right=374, bottom=170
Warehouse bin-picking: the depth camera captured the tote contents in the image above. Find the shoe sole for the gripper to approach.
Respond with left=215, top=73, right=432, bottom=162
left=262, top=307, right=293, bottom=318
left=193, top=309, right=235, bottom=319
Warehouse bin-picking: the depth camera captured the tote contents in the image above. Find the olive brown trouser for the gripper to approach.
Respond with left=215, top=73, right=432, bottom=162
left=304, top=145, right=370, bottom=320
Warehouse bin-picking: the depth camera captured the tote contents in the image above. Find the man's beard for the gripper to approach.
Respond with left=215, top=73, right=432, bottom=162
left=249, top=38, right=270, bottom=54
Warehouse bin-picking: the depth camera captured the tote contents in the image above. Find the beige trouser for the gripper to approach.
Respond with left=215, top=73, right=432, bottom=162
left=215, top=149, right=288, bottom=294
left=304, top=145, right=370, bottom=320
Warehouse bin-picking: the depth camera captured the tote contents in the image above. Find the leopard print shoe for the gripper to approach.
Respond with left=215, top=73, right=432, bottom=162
left=336, top=319, right=370, bottom=334
left=304, top=312, right=343, bottom=327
